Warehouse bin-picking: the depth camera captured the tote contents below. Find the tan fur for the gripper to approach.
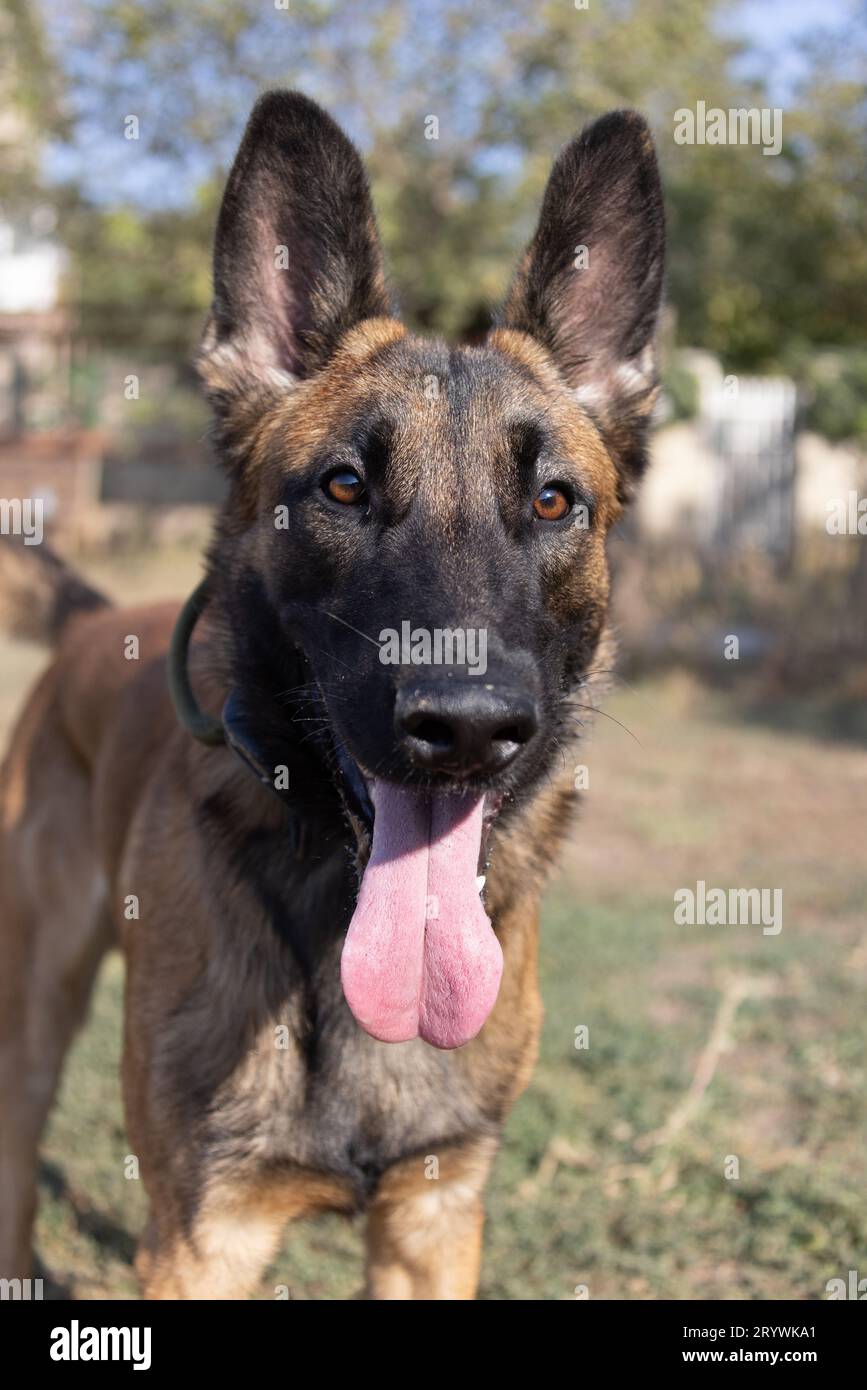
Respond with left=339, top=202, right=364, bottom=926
left=0, top=419, right=619, bottom=1300
left=0, top=91, right=662, bottom=1301
left=0, top=563, right=610, bottom=1297
left=0, top=317, right=622, bottom=1302
left=0, top=592, right=574, bottom=1297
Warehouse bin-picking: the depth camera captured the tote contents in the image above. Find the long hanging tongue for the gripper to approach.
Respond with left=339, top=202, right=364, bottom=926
left=340, top=783, right=503, bottom=1049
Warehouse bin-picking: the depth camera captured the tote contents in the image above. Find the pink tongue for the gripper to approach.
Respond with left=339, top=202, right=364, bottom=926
left=340, top=783, right=503, bottom=1049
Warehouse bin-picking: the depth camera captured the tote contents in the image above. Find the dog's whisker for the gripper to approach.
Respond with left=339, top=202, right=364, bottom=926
left=321, top=611, right=382, bottom=650
left=561, top=703, right=643, bottom=748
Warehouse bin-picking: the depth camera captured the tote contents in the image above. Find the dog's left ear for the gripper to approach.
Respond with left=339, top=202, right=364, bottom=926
left=198, top=90, right=392, bottom=424
left=499, top=111, right=665, bottom=499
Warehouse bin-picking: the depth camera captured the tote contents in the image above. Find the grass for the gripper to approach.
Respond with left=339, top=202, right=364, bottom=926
left=4, top=547, right=867, bottom=1300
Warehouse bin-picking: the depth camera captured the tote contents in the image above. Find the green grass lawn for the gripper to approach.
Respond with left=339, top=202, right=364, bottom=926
left=5, top=549, right=867, bottom=1300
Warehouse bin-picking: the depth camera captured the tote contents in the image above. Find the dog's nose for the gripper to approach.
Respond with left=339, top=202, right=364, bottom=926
left=395, top=682, right=539, bottom=777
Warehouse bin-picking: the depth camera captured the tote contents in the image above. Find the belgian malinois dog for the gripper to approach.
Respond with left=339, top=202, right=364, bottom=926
left=0, top=91, right=664, bottom=1299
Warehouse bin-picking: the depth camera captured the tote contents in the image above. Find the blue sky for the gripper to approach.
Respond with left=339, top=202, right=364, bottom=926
left=727, top=0, right=858, bottom=99
left=37, top=0, right=860, bottom=207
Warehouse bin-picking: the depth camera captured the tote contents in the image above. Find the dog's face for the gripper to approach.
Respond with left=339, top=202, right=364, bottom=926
left=198, top=92, right=664, bottom=1046
left=200, top=92, right=664, bottom=810
left=222, top=326, right=624, bottom=811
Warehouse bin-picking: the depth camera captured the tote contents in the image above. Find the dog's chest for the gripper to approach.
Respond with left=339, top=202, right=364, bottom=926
left=203, top=934, right=496, bottom=1202
left=181, top=831, right=502, bottom=1203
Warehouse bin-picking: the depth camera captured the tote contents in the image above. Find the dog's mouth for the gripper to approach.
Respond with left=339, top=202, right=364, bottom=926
left=329, top=736, right=505, bottom=1050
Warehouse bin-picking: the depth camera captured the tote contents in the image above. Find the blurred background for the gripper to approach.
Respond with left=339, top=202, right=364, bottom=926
left=1, top=0, right=866, bottom=1299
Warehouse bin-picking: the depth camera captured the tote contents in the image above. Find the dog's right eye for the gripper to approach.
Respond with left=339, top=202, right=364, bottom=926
left=533, top=483, right=572, bottom=522
left=324, top=468, right=366, bottom=505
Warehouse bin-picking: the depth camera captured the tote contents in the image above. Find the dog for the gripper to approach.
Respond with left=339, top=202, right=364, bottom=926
left=0, top=91, right=664, bottom=1299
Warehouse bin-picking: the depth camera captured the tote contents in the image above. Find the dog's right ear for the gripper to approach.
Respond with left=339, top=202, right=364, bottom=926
left=198, top=91, right=392, bottom=425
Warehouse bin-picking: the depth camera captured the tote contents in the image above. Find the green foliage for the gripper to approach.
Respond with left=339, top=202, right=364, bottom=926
left=797, top=351, right=867, bottom=447
left=661, top=361, right=700, bottom=421
left=60, top=193, right=217, bottom=358
left=0, top=0, right=64, bottom=207
left=12, top=0, right=867, bottom=437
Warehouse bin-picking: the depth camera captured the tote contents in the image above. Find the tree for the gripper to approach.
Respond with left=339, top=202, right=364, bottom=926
left=15, top=0, right=867, bottom=379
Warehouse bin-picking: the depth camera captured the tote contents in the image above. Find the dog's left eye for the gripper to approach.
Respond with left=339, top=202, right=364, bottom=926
left=324, top=468, right=366, bottom=505
left=533, top=484, right=572, bottom=522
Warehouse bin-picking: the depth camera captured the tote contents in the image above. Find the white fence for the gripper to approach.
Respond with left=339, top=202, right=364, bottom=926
left=703, top=377, right=797, bottom=561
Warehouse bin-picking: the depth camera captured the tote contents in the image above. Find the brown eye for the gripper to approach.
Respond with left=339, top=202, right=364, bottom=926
left=325, top=468, right=366, bottom=505
left=533, top=484, right=572, bottom=522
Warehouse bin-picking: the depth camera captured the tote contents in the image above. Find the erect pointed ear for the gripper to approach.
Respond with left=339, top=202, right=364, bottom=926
left=499, top=110, right=665, bottom=498
left=198, top=90, right=392, bottom=415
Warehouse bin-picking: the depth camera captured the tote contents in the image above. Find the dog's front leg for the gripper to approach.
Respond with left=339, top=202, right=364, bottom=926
left=364, top=1138, right=496, bottom=1300
left=136, top=1192, right=288, bottom=1301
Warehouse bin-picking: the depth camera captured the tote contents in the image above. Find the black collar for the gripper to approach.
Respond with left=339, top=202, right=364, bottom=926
left=167, top=580, right=308, bottom=856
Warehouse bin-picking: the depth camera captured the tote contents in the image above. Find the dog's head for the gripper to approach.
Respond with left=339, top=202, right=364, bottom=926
left=198, top=91, right=664, bottom=1048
